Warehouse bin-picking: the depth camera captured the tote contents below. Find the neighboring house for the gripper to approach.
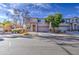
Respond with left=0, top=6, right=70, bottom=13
left=59, top=17, right=79, bottom=32
left=29, top=18, right=49, bottom=32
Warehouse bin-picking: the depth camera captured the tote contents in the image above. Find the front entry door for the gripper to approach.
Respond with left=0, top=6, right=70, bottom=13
left=32, top=25, right=36, bottom=31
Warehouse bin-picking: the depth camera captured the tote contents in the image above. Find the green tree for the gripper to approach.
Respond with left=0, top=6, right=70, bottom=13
left=3, top=20, right=12, bottom=25
left=2, top=20, right=12, bottom=28
left=45, top=15, right=54, bottom=32
left=45, top=13, right=62, bottom=32
left=52, top=13, right=62, bottom=32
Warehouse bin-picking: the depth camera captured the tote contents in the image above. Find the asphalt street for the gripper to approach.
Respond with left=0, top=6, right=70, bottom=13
left=0, top=33, right=79, bottom=55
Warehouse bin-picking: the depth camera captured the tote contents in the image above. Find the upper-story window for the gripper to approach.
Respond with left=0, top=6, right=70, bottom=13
left=61, top=19, right=65, bottom=23
left=66, top=19, right=70, bottom=23
left=76, top=19, right=79, bottom=23
left=71, top=19, right=77, bottom=23
left=63, top=18, right=79, bottom=23
left=75, top=19, right=78, bottom=23
left=38, top=20, right=41, bottom=23
left=71, top=19, right=74, bottom=23
left=67, top=19, right=70, bottom=23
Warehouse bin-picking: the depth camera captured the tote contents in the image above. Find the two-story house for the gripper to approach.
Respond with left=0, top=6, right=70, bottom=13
left=59, top=17, right=79, bottom=32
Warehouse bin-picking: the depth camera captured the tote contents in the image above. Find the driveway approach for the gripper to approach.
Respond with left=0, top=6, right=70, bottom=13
left=0, top=33, right=79, bottom=55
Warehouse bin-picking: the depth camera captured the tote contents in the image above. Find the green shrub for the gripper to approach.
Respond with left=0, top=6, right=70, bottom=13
left=11, top=29, right=20, bottom=33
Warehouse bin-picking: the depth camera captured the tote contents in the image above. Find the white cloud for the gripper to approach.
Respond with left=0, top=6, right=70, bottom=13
left=0, top=3, right=53, bottom=20
left=66, top=14, right=73, bottom=18
left=0, top=4, right=9, bottom=14
left=30, top=4, right=51, bottom=11
left=0, top=4, right=7, bottom=8
left=74, top=6, right=79, bottom=13
left=31, top=3, right=51, bottom=9
left=0, top=15, right=8, bottom=19
left=7, top=9, right=14, bottom=15
left=64, top=14, right=79, bottom=18
left=9, top=3, right=21, bottom=8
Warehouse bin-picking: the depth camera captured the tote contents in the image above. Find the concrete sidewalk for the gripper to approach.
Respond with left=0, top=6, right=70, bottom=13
left=28, top=32, right=79, bottom=37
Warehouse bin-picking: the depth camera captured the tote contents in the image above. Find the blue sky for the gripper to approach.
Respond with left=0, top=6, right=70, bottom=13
left=0, top=3, right=79, bottom=22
